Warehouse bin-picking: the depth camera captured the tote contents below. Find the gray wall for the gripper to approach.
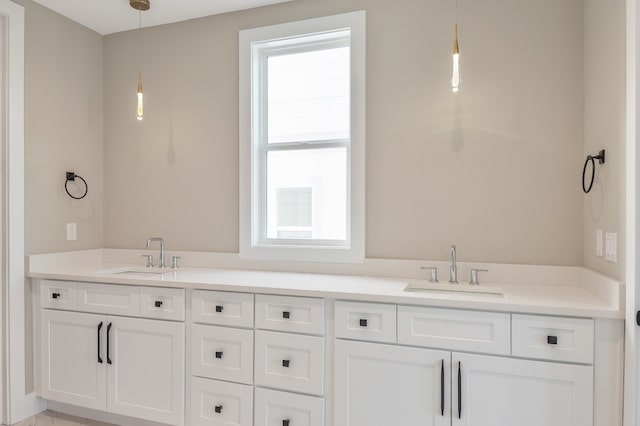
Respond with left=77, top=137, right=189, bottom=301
left=583, top=0, right=626, bottom=281
left=16, top=0, right=104, bottom=254
left=103, top=0, right=587, bottom=266
left=18, top=0, right=627, bottom=276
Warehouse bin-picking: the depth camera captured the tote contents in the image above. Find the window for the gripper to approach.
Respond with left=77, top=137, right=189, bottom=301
left=240, top=11, right=365, bottom=263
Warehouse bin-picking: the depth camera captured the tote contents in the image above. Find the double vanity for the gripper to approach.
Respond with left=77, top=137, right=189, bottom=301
left=28, top=249, right=625, bottom=426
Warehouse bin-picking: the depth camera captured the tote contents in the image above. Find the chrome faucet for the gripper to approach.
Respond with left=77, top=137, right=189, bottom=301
left=146, top=237, right=166, bottom=268
left=449, top=245, right=458, bottom=284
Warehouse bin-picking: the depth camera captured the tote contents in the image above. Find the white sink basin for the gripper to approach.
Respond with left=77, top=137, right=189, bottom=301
left=99, top=267, right=175, bottom=275
left=405, top=282, right=504, bottom=297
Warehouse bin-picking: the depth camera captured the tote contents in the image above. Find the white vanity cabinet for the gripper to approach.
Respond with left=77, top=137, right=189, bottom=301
left=38, top=280, right=185, bottom=426
left=189, top=292, right=326, bottom=426
left=334, top=301, right=596, bottom=426
left=335, top=340, right=451, bottom=426
left=106, top=315, right=185, bottom=424
left=452, top=352, right=592, bottom=426
left=40, top=309, right=107, bottom=410
left=35, top=277, right=620, bottom=426
left=254, top=295, right=326, bottom=426
left=190, top=290, right=255, bottom=426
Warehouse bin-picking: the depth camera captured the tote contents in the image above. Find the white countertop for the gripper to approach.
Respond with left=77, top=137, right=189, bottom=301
left=27, top=249, right=625, bottom=319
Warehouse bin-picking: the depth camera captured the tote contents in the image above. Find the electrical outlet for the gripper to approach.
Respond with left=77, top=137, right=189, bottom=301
left=596, top=229, right=603, bottom=257
left=605, top=232, right=617, bottom=263
left=66, top=223, right=77, bottom=241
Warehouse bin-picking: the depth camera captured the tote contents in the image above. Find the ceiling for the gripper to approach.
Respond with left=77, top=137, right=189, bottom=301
left=32, top=0, right=294, bottom=35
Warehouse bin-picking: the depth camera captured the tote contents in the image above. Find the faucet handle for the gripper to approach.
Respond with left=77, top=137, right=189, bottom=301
left=469, top=268, right=488, bottom=285
left=171, top=256, right=181, bottom=269
left=141, top=254, right=154, bottom=268
left=420, top=266, right=439, bottom=283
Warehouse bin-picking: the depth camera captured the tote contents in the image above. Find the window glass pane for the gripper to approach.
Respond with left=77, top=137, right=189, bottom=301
left=268, top=46, right=350, bottom=144
left=266, top=147, right=347, bottom=241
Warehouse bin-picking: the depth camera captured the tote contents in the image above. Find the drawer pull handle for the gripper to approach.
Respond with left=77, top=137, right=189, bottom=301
left=547, top=335, right=558, bottom=345
left=97, top=322, right=103, bottom=364
left=215, top=305, right=223, bottom=313
left=107, top=322, right=113, bottom=365
left=283, top=420, right=290, bottom=426
left=154, top=300, right=163, bottom=308
left=440, top=359, right=445, bottom=416
left=359, top=319, right=368, bottom=327
left=214, top=405, right=222, bottom=414
left=215, top=351, right=223, bottom=359
left=282, top=359, right=290, bottom=368
left=457, top=361, right=462, bottom=419
left=282, top=311, right=290, bottom=319
left=51, top=292, right=60, bottom=299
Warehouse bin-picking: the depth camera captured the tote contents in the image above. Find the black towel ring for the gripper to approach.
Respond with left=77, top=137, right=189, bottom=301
left=582, top=149, right=605, bottom=194
left=65, top=171, right=88, bottom=200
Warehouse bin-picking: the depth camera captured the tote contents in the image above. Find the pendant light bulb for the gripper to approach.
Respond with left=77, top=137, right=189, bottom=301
left=137, top=71, right=144, bottom=121
left=451, top=23, right=461, bottom=93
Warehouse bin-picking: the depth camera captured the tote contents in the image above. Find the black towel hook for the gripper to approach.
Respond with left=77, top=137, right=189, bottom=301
left=582, top=149, right=605, bottom=194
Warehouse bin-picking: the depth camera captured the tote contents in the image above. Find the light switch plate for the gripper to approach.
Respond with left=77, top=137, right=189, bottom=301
left=605, top=232, right=617, bottom=263
left=66, top=223, right=77, bottom=241
left=596, top=229, right=603, bottom=257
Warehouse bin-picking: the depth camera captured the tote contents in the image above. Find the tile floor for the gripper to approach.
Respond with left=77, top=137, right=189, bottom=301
left=12, top=411, right=114, bottom=426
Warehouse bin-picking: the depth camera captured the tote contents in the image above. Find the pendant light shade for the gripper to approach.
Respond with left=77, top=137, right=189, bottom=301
left=451, top=0, right=461, bottom=92
left=137, top=71, right=144, bottom=121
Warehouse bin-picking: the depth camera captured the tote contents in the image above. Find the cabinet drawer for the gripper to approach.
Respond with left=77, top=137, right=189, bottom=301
left=191, top=377, right=253, bottom=426
left=512, top=314, right=594, bottom=364
left=40, top=280, right=77, bottom=310
left=335, top=301, right=396, bottom=343
left=140, top=287, right=185, bottom=321
left=192, top=290, right=254, bottom=328
left=77, top=283, right=140, bottom=316
left=255, top=330, right=324, bottom=396
left=254, top=388, right=324, bottom=426
left=255, top=295, right=324, bottom=335
left=398, top=305, right=510, bottom=355
left=191, top=325, right=254, bottom=385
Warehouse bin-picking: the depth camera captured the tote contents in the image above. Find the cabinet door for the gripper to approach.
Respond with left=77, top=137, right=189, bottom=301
left=107, top=316, right=185, bottom=426
left=335, top=340, right=450, bottom=426
left=452, top=352, right=593, bottom=426
left=40, top=309, right=107, bottom=410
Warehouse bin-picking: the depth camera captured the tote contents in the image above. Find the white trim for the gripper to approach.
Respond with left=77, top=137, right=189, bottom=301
left=624, top=0, right=638, bottom=425
left=239, top=11, right=366, bottom=264
left=0, top=1, right=46, bottom=423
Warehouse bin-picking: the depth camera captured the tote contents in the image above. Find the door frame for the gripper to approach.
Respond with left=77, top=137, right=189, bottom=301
left=625, top=0, right=639, bottom=425
left=0, top=1, right=46, bottom=423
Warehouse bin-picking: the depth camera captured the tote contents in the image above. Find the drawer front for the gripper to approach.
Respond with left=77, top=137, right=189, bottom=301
left=512, top=314, right=594, bottom=364
left=255, top=295, right=324, bottom=335
left=76, top=283, right=140, bottom=316
left=255, top=330, right=324, bottom=396
left=40, top=280, right=77, bottom=310
left=398, top=305, right=510, bottom=355
left=335, top=301, right=396, bottom=343
left=254, top=388, right=324, bottom=426
left=192, top=290, right=254, bottom=328
left=140, top=287, right=185, bottom=321
left=191, top=325, right=254, bottom=385
left=191, top=377, right=253, bottom=426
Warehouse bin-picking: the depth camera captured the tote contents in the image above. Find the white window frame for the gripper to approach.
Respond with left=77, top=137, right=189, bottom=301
left=239, top=11, right=366, bottom=263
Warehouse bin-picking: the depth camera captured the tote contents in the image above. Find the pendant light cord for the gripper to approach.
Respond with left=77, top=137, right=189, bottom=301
left=138, top=11, right=142, bottom=73
left=455, top=0, right=458, bottom=25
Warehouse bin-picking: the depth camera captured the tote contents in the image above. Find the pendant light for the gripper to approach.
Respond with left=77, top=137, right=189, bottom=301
left=130, top=0, right=150, bottom=121
left=451, top=0, right=461, bottom=93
